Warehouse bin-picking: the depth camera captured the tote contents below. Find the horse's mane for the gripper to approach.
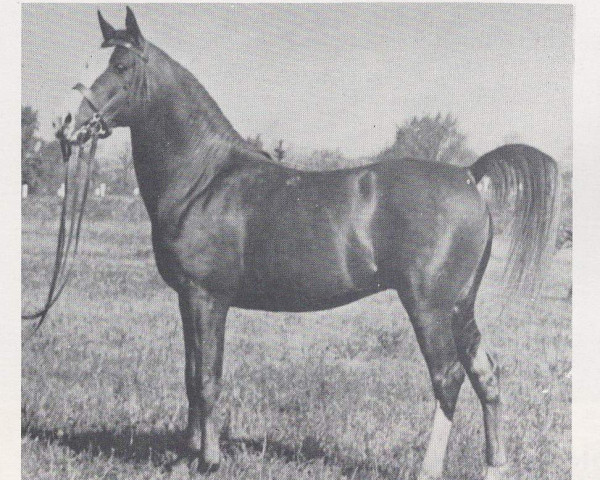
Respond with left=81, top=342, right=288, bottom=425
left=148, top=42, right=266, bottom=154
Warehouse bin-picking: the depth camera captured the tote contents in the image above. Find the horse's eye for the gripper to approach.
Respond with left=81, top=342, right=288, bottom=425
left=114, top=64, right=128, bottom=74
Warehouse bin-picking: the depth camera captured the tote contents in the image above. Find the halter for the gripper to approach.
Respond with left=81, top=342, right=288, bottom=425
left=70, top=83, right=114, bottom=143
left=68, top=38, right=148, bottom=143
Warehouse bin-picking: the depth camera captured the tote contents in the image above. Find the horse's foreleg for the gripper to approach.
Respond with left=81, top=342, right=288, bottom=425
left=178, top=285, right=229, bottom=470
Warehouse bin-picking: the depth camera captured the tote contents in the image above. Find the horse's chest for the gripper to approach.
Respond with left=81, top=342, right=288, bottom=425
left=151, top=210, right=245, bottom=291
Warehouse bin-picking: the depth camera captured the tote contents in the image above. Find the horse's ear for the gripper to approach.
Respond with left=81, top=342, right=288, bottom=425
left=98, top=10, right=116, bottom=42
left=125, top=6, right=143, bottom=44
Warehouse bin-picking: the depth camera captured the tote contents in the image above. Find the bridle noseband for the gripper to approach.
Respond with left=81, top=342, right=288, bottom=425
left=66, top=83, right=113, bottom=147
left=65, top=39, right=148, bottom=148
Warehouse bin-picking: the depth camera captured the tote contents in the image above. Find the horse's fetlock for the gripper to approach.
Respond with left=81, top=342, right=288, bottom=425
left=478, top=372, right=500, bottom=402
left=472, top=348, right=495, bottom=376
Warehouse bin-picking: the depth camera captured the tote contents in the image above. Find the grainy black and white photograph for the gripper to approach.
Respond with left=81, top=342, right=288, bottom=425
left=20, top=3, right=576, bottom=479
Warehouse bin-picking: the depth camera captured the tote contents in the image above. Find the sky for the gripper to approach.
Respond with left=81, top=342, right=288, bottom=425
left=22, top=3, right=573, bottom=164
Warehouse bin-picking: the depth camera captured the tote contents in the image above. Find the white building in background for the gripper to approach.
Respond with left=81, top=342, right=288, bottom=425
left=95, top=183, right=107, bottom=198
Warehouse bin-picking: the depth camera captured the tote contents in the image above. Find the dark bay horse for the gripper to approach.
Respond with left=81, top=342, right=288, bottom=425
left=69, top=8, right=559, bottom=479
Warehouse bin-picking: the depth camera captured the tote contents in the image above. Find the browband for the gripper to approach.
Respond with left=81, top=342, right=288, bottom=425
left=101, top=38, right=148, bottom=62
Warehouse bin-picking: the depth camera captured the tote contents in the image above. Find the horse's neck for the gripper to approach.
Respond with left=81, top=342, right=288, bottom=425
left=130, top=127, right=236, bottom=221
left=129, top=61, right=244, bottom=220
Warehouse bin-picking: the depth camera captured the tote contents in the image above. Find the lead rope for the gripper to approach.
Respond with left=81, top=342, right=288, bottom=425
left=22, top=126, right=100, bottom=338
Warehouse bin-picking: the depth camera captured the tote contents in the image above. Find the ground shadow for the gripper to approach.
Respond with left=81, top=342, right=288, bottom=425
left=23, top=424, right=184, bottom=466
left=22, top=424, right=402, bottom=479
left=222, top=436, right=400, bottom=479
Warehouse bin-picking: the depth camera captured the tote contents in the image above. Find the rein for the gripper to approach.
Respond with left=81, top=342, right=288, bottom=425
left=22, top=108, right=109, bottom=337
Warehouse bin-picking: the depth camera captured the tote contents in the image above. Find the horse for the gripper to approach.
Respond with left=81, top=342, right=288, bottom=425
left=67, top=8, right=559, bottom=479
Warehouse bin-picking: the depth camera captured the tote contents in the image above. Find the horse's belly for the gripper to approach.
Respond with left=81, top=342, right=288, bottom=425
left=232, top=281, right=383, bottom=312
left=236, top=241, right=382, bottom=312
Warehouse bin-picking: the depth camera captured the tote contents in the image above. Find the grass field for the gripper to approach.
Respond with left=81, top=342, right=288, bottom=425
left=22, top=195, right=571, bottom=480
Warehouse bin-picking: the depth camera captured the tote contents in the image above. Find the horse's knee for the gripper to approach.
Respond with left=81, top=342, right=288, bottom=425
left=431, top=361, right=465, bottom=419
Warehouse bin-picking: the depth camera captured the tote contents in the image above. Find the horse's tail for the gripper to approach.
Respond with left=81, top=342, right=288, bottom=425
left=467, top=144, right=561, bottom=293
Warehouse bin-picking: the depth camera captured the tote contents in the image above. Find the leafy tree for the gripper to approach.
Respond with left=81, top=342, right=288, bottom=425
left=307, top=148, right=347, bottom=170
left=22, top=106, right=67, bottom=193
left=560, top=170, right=572, bottom=232
left=117, top=142, right=134, bottom=192
left=22, top=106, right=43, bottom=190
left=22, top=106, right=38, bottom=151
left=246, top=134, right=263, bottom=151
left=274, top=139, right=285, bottom=162
left=377, top=113, right=476, bottom=166
left=38, top=140, right=65, bottom=193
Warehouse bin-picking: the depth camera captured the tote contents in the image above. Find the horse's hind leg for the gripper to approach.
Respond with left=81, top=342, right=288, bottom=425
left=452, top=234, right=508, bottom=479
left=453, top=300, right=508, bottom=479
left=401, top=301, right=466, bottom=480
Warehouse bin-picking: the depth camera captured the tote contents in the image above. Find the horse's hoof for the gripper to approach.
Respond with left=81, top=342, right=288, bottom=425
left=484, top=464, right=510, bottom=480
left=166, top=456, right=220, bottom=478
left=167, top=457, right=192, bottom=478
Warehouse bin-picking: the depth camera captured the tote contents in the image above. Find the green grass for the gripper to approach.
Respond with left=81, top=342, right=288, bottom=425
left=22, top=196, right=571, bottom=479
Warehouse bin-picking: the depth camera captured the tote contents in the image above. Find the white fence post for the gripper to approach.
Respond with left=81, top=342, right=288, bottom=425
left=95, top=183, right=107, bottom=198
left=21, top=184, right=28, bottom=199
left=57, top=183, right=65, bottom=198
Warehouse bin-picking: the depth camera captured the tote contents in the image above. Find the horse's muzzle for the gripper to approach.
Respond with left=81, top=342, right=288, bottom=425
left=68, top=83, right=113, bottom=144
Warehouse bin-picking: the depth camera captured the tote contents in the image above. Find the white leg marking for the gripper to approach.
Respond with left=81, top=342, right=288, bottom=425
left=418, top=401, right=452, bottom=480
left=484, top=463, right=510, bottom=480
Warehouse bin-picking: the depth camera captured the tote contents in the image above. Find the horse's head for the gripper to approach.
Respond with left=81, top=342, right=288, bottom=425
left=71, top=7, right=148, bottom=142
